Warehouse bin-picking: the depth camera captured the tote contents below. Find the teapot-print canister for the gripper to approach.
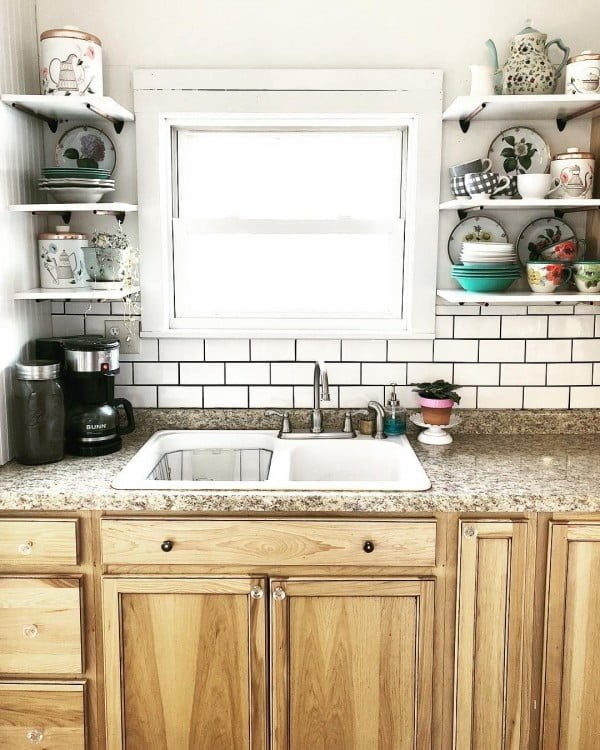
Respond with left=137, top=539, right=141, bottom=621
left=38, top=227, right=88, bottom=288
left=550, top=148, right=595, bottom=199
left=566, top=51, right=600, bottom=94
left=487, top=22, right=569, bottom=95
left=40, top=26, right=103, bottom=96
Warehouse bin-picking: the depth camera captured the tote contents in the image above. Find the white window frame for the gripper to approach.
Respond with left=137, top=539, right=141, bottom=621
left=134, top=69, right=443, bottom=338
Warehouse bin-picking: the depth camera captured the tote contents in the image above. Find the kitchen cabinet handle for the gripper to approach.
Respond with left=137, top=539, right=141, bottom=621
left=18, top=541, right=33, bottom=555
left=250, top=586, right=264, bottom=600
left=463, top=525, right=476, bottom=538
left=23, top=624, right=39, bottom=639
left=363, top=540, right=375, bottom=553
left=160, top=540, right=174, bottom=552
left=272, top=586, right=286, bottom=601
left=26, top=728, right=44, bottom=744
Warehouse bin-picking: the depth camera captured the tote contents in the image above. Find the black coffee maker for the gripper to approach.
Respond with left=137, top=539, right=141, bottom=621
left=36, top=336, right=135, bottom=456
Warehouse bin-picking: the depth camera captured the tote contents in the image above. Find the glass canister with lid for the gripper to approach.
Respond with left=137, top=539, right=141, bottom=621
left=14, top=361, right=65, bottom=465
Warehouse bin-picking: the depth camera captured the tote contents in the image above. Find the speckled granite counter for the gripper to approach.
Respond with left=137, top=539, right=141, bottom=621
left=0, top=409, right=599, bottom=513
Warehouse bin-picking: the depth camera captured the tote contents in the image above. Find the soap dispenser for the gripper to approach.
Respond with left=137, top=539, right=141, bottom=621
left=384, top=383, right=406, bottom=436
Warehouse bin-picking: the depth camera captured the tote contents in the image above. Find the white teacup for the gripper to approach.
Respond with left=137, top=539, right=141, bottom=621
left=517, top=173, right=560, bottom=200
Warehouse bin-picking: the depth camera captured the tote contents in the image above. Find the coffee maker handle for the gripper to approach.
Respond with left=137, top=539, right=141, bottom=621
left=113, top=398, right=136, bottom=435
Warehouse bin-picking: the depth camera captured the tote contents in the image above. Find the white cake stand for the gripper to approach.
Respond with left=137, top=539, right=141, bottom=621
left=410, top=413, right=462, bottom=445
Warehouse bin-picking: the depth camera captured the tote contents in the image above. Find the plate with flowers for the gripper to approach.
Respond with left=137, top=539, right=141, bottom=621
left=487, top=126, right=551, bottom=197
left=55, top=125, right=116, bottom=173
left=447, top=215, right=509, bottom=264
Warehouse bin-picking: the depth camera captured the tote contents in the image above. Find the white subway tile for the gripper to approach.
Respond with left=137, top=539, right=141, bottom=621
left=570, top=387, right=600, bottom=408
left=115, top=363, right=133, bottom=385
left=594, top=363, right=600, bottom=385
left=502, top=316, right=547, bottom=339
left=84, top=316, right=107, bottom=335
left=226, top=362, right=270, bottom=385
left=526, top=339, right=571, bottom=362
left=548, top=315, right=594, bottom=338
left=481, top=305, right=527, bottom=315
left=251, top=339, right=295, bottom=361
left=546, top=363, right=592, bottom=386
left=573, top=304, right=598, bottom=314
left=158, top=386, right=203, bottom=408
left=500, top=363, right=546, bottom=386
left=180, top=363, right=224, bottom=385
left=528, top=305, right=573, bottom=315
left=407, top=362, right=453, bottom=383
left=596, top=316, right=600, bottom=337
left=339, top=385, right=384, bottom=408
left=203, top=386, right=248, bottom=408
left=51, top=302, right=64, bottom=314
left=326, top=362, right=361, bottom=384
left=134, top=362, right=178, bottom=385
left=342, top=339, right=386, bottom=361
left=120, top=338, right=158, bottom=362
left=52, top=315, right=84, bottom=336
left=477, top=387, right=523, bottom=408
left=361, top=362, right=406, bottom=385
left=435, top=316, right=453, bottom=338
left=271, top=362, right=314, bottom=384
left=296, top=339, right=341, bottom=361
left=293, top=386, right=339, bottom=408
left=523, top=387, right=570, bottom=409
left=249, top=386, right=294, bottom=408
left=454, top=316, right=500, bottom=339
left=454, top=363, right=499, bottom=386
left=434, top=339, right=478, bottom=362
left=64, top=302, right=111, bottom=315
left=115, top=385, right=157, bottom=408
left=204, top=339, right=250, bottom=361
left=454, top=386, right=477, bottom=409
left=479, top=340, right=525, bottom=362
left=160, top=339, right=204, bottom=361
left=572, top=339, right=600, bottom=361
left=387, top=339, right=433, bottom=361
left=392, top=385, right=420, bottom=407
left=436, top=304, right=478, bottom=315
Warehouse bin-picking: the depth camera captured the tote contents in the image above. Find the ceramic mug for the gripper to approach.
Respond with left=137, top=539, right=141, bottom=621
left=527, top=262, right=572, bottom=293
left=573, top=262, right=600, bottom=293
left=517, top=173, right=560, bottom=200
left=465, top=171, right=511, bottom=200
left=449, top=158, right=492, bottom=178
left=537, top=238, right=585, bottom=263
left=450, top=175, right=470, bottom=197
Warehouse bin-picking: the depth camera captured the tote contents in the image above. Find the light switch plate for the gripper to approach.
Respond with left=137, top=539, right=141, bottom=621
left=104, top=319, right=141, bottom=354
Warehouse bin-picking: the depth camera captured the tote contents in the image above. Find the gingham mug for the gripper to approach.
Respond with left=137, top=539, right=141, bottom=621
left=465, top=171, right=511, bottom=200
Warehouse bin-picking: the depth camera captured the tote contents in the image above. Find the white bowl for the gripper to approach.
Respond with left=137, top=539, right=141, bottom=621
left=42, top=186, right=115, bottom=203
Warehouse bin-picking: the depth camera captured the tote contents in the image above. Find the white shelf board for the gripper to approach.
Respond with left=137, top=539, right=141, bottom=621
left=437, top=289, right=600, bottom=305
left=1, top=94, right=133, bottom=124
left=14, top=286, right=140, bottom=301
left=443, top=94, right=600, bottom=123
left=9, top=203, right=137, bottom=214
left=440, top=198, right=600, bottom=211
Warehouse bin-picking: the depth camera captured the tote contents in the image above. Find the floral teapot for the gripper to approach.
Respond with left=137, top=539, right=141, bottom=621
left=486, top=22, right=569, bottom=95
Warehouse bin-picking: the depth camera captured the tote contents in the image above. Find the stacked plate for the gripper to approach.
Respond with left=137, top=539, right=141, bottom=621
left=39, top=167, right=115, bottom=203
left=452, top=241, right=521, bottom=292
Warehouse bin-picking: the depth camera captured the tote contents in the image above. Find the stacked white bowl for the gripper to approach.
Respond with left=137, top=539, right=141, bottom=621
left=460, top=242, right=519, bottom=266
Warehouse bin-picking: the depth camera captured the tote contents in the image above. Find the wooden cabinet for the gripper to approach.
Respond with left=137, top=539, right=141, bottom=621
left=271, top=577, right=435, bottom=749
left=102, top=577, right=268, bottom=749
left=541, top=522, right=600, bottom=749
left=454, top=520, right=534, bottom=749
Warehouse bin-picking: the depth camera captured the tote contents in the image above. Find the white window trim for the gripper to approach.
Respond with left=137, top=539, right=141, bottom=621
left=134, top=69, right=443, bottom=339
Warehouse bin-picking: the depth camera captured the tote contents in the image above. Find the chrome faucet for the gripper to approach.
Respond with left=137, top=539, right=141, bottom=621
left=368, top=400, right=387, bottom=439
left=311, top=361, right=330, bottom=433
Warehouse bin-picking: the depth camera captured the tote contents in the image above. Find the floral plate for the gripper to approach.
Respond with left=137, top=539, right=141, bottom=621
left=516, top=217, right=577, bottom=266
left=55, top=125, right=116, bottom=173
left=487, top=126, right=551, bottom=197
left=447, top=215, right=509, bottom=264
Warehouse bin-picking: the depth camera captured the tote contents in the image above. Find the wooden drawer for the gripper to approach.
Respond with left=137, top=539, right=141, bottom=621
left=101, top=519, right=437, bottom=567
left=0, top=520, right=78, bottom=566
left=0, top=682, right=85, bottom=749
left=0, top=578, right=83, bottom=675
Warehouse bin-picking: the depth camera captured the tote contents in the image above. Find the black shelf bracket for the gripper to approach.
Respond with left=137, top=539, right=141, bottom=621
left=459, top=102, right=487, bottom=133
left=457, top=205, right=485, bottom=220
left=85, top=103, right=125, bottom=134
left=32, top=209, right=71, bottom=223
left=554, top=206, right=600, bottom=219
left=93, top=209, right=126, bottom=224
left=556, top=101, right=600, bottom=131
left=11, top=102, right=58, bottom=132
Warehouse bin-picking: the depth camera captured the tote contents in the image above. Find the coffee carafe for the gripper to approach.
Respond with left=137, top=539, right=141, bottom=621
left=36, top=335, right=135, bottom=456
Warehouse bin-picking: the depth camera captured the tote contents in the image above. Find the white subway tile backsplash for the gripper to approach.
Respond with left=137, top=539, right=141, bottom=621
left=454, top=316, right=500, bottom=339
left=203, top=386, right=248, bottom=408
left=120, top=338, right=159, bottom=363
left=548, top=315, right=594, bottom=339
left=134, top=362, right=178, bottom=385
left=546, top=363, right=592, bottom=386
left=482, top=305, right=527, bottom=316
left=160, top=339, right=204, bottom=361
left=52, top=315, right=84, bottom=336
left=572, top=339, right=600, bottom=361
left=594, top=363, right=600, bottom=385
left=435, top=316, right=453, bottom=338
left=454, top=386, right=477, bottom=409
left=501, top=363, right=546, bottom=386
left=477, top=387, right=523, bottom=409
left=249, top=386, right=294, bottom=408
left=64, top=302, right=111, bottom=315
left=271, top=362, right=314, bottom=384
left=293, top=386, right=339, bottom=408
left=436, top=304, right=479, bottom=316
left=434, top=339, right=478, bottom=362
left=158, top=386, right=203, bottom=408
left=51, top=302, right=64, bottom=314
left=341, top=340, right=386, bottom=361
left=570, top=387, right=600, bottom=408
left=251, top=339, right=295, bottom=361
left=407, top=362, right=453, bottom=383
left=527, top=305, right=573, bottom=315
left=296, top=339, right=340, bottom=361
left=205, top=339, right=250, bottom=361
left=339, top=385, right=384, bottom=408
left=326, top=362, right=361, bottom=384
left=526, top=339, right=571, bottom=362
left=523, top=387, right=570, bottom=409
left=502, top=316, right=547, bottom=339
left=115, top=362, right=133, bottom=386
left=479, top=340, right=525, bottom=362
left=180, top=363, right=224, bottom=385
left=361, top=362, right=407, bottom=385
left=596, top=316, right=600, bottom=337
left=115, top=385, right=157, bottom=408
left=454, top=362, right=499, bottom=386
left=226, top=362, right=270, bottom=385
left=387, top=339, right=433, bottom=361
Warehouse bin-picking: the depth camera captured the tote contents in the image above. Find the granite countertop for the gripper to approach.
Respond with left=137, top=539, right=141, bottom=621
left=0, top=409, right=598, bottom=513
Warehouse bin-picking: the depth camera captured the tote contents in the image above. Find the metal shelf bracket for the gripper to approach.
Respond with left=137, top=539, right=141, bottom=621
left=11, top=102, right=58, bottom=132
left=85, top=103, right=125, bottom=133
left=556, top=101, right=600, bottom=131
left=93, top=209, right=126, bottom=224
left=554, top=206, right=600, bottom=219
left=459, top=102, right=487, bottom=133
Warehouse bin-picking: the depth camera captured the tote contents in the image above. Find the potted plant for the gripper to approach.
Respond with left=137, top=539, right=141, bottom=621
left=410, top=379, right=462, bottom=425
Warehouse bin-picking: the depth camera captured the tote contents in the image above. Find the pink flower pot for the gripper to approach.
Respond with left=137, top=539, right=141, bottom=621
left=418, top=396, right=455, bottom=426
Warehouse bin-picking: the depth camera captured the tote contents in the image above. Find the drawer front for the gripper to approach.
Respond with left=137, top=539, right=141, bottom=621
left=0, top=579, right=83, bottom=674
left=102, top=519, right=437, bottom=567
left=0, top=520, right=78, bottom=566
left=0, top=682, right=85, bottom=750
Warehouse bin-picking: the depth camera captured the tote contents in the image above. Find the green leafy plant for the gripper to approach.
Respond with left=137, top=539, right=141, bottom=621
left=410, top=380, right=462, bottom=404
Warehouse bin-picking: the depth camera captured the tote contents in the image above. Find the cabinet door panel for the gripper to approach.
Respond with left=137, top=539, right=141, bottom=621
left=271, top=578, right=434, bottom=750
left=103, top=577, right=267, bottom=750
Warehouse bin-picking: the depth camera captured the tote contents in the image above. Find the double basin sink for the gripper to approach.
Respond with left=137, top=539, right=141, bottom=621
left=112, top=430, right=431, bottom=491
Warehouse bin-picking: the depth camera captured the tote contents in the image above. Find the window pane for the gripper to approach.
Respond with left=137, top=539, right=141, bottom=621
left=177, top=129, right=403, bottom=220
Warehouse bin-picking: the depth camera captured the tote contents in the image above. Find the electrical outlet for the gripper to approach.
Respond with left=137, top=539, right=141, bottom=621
left=104, top=319, right=141, bottom=354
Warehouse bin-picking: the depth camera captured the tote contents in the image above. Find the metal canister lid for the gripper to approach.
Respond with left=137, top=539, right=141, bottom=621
left=39, top=225, right=87, bottom=240
left=16, top=360, right=61, bottom=380
left=568, top=50, right=600, bottom=64
left=552, top=147, right=595, bottom=160
left=40, top=26, right=101, bottom=46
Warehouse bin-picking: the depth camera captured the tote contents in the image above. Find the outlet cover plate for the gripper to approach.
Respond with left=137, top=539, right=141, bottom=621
left=104, top=319, right=141, bottom=354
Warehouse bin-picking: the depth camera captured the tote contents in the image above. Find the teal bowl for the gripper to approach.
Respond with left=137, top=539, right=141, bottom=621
left=455, top=276, right=518, bottom=292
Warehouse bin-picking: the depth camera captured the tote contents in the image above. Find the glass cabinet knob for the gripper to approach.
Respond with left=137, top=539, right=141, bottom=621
left=23, top=624, right=39, bottom=639
left=18, top=541, right=33, bottom=555
left=272, top=586, right=286, bottom=601
left=26, top=728, right=44, bottom=743
left=250, top=586, right=264, bottom=600
left=463, top=525, right=476, bottom=538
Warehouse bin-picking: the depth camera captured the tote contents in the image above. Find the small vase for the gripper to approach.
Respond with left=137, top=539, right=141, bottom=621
left=419, top=396, right=455, bottom=426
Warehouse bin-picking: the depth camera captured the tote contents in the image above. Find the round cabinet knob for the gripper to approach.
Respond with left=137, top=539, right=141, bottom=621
left=272, top=586, right=286, bottom=601
left=463, top=525, right=476, bottom=538
left=250, top=586, right=264, bottom=600
left=160, top=540, right=174, bottom=552
left=26, top=728, right=44, bottom=744
left=363, top=540, right=375, bottom=553
left=23, top=624, right=39, bottom=639
left=18, top=541, right=33, bottom=556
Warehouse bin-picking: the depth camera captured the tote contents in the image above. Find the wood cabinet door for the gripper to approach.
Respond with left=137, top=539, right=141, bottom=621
left=270, top=578, right=435, bottom=750
left=453, top=520, right=534, bottom=750
left=102, top=577, right=268, bottom=750
left=541, top=522, right=600, bottom=749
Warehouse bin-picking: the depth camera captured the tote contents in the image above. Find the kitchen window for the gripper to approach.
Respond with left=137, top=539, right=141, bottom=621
left=134, top=70, right=442, bottom=337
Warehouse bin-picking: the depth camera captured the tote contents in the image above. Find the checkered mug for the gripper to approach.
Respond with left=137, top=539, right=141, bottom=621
left=465, top=171, right=511, bottom=200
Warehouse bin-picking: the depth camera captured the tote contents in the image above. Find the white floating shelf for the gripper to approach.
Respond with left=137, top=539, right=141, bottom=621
left=14, top=286, right=140, bottom=301
left=443, top=94, right=600, bottom=131
left=440, top=198, right=600, bottom=213
left=1, top=94, right=134, bottom=132
left=437, top=289, right=600, bottom=306
left=10, top=202, right=137, bottom=213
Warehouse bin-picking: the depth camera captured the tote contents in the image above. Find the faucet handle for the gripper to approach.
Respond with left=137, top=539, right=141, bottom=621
left=265, top=409, right=291, bottom=434
left=343, top=410, right=369, bottom=433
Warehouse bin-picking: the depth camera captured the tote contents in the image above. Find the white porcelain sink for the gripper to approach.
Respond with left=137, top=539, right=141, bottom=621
left=113, top=430, right=431, bottom=491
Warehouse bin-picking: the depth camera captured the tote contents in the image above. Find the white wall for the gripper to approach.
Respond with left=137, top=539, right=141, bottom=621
left=0, top=0, right=51, bottom=463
